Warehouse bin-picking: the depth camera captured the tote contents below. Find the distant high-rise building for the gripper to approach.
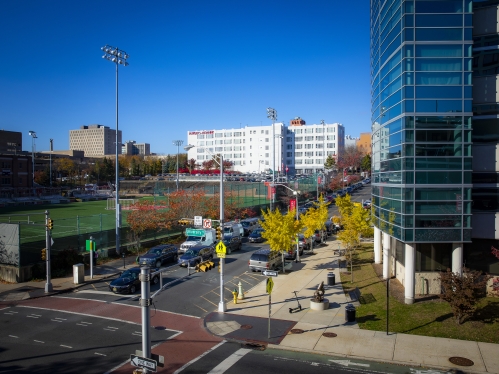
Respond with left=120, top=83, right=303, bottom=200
left=0, top=130, right=22, bottom=154
left=122, top=140, right=150, bottom=156
left=69, top=125, right=122, bottom=157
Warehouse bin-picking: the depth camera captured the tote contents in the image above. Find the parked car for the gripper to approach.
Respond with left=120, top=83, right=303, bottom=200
left=248, top=228, right=265, bottom=243
left=248, top=249, right=282, bottom=272
left=240, top=218, right=260, bottom=236
left=109, top=267, right=159, bottom=294
left=137, top=244, right=179, bottom=268
left=222, top=235, right=242, bottom=254
left=177, top=245, right=214, bottom=267
left=314, top=229, right=327, bottom=244
left=297, top=234, right=311, bottom=254
left=283, top=246, right=296, bottom=260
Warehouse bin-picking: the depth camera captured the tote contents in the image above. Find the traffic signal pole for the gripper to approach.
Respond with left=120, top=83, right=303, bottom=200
left=44, top=210, right=53, bottom=293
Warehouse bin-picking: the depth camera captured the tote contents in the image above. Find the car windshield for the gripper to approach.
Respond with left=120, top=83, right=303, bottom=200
left=149, top=248, right=162, bottom=254
left=241, top=222, right=250, bottom=227
left=185, top=236, right=202, bottom=242
left=184, top=249, right=199, bottom=256
left=121, top=270, right=135, bottom=279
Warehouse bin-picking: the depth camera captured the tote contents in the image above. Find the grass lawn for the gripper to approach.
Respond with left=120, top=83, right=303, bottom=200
left=340, top=244, right=499, bottom=344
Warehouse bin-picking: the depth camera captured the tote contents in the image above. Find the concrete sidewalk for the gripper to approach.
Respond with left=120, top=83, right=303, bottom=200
left=205, top=240, right=499, bottom=374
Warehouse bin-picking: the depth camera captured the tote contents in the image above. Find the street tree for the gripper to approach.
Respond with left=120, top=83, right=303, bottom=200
left=336, top=195, right=373, bottom=282
left=324, top=155, right=336, bottom=171
left=439, top=268, right=490, bottom=325
left=300, top=196, right=329, bottom=249
left=337, top=145, right=364, bottom=173
left=260, top=208, right=302, bottom=264
left=361, top=154, right=371, bottom=174
left=126, top=200, right=167, bottom=253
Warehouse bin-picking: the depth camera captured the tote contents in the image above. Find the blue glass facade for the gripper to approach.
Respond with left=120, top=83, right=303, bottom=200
left=371, top=0, right=473, bottom=243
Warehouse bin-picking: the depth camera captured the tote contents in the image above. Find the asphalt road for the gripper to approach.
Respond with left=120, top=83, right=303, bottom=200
left=0, top=305, right=173, bottom=374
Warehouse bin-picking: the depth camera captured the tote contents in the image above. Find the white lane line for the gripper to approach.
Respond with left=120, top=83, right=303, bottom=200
left=132, top=333, right=142, bottom=336
left=34, top=340, right=45, bottom=343
left=107, top=326, right=118, bottom=330
left=60, top=345, right=72, bottom=349
left=51, top=319, right=63, bottom=322
left=173, top=340, right=227, bottom=374
left=103, top=328, right=116, bottom=332
left=75, top=290, right=137, bottom=298
left=4, top=312, right=16, bottom=315
left=26, top=315, right=39, bottom=318
left=9, top=335, right=19, bottom=338
left=76, top=323, right=88, bottom=326
left=207, top=348, right=252, bottom=374
left=54, top=317, right=67, bottom=320
left=94, top=352, right=107, bottom=356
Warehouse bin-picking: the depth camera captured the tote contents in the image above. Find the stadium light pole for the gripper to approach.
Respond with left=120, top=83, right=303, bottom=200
left=28, top=131, right=37, bottom=193
left=185, top=144, right=226, bottom=312
left=267, top=107, right=277, bottom=210
left=101, top=44, right=129, bottom=255
left=173, top=140, right=183, bottom=191
left=49, top=139, right=53, bottom=187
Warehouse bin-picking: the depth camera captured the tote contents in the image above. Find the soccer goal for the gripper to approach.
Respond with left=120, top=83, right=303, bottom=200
left=106, top=198, right=138, bottom=210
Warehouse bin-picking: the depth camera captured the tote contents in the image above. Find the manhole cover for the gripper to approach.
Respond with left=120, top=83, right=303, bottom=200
left=290, top=329, right=304, bottom=334
left=154, top=326, right=166, bottom=330
left=323, top=332, right=337, bottom=338
left=240, top=324, right=253, bottom=330
left=449, top=357, right=474, bottom=367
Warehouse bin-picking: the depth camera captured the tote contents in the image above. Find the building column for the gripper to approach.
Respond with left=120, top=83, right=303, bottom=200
left=382, top=232, right=390, bottom=279
left=374, top=227, right=382, bottom=264
left=404, top=243, right=416, bottom=304
left=452, top=243, right=463, bottom=276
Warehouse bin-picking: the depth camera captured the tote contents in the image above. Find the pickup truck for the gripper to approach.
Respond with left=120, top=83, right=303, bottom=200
left=137, top=244, right=179, bottom=268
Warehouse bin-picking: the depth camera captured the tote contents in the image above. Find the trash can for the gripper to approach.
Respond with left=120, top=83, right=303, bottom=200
left=327, top=272, right=335, bottom=286
left=73, top=264, right=84, bottom=284
left=345, top=303, right=356, bottom=322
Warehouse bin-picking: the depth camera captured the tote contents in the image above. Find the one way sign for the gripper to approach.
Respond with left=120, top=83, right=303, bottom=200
left=130, top=354, right=157, bottom=372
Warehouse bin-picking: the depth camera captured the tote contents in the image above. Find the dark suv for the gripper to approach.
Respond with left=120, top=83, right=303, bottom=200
left=137, top=244, right=179, bottom=268
left=297, top=234, right=311, bottom=253
left=222, top=235, right=242, bottom=254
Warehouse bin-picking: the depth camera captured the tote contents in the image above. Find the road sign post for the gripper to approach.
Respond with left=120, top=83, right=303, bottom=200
left=203, top=219, right=212, bottom=228
left=216, top=241, right=226, bottom=258
left=130, top=354, right=157, bottom=372
left=266, top=277, right=274, bottom=339
left=194, top=215, right=202, bottom=226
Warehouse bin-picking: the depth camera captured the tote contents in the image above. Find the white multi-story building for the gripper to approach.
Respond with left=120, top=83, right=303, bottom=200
left=122, top=140, right=150, bottom=156
left=186, top=119, right=344, bottom=175
left=69, top=124, right=122, bottom=157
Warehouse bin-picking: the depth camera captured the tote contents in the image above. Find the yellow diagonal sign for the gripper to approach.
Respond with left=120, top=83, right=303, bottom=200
left=266, top=277, right=274, bottom=294
left=216, top=241, right=226, bottom=254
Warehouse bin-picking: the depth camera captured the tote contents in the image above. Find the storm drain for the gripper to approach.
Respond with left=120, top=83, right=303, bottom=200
left=290, top=329, right=304, bottom=334
left=449, top=357, right=474, bottom=367
left=154, top=326, right=166, bottom=330
left=240, top=324, right=253, bottom=330
left=322, top=332, right=337, bottom=338
left=242, top=343, right=266, bottom=351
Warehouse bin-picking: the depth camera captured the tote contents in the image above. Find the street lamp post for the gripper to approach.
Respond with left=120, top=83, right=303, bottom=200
left=173, top=140, right=183, bottom=191
left=101, top=44, right=129, bottom=255
left=185, top=144, right=226, bottom=312
left=267, top=108, right=277, bottom=210
left=28, top=131, right=37, bottom=191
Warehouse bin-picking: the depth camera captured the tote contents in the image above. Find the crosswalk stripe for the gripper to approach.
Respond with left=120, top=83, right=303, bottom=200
left=207, top=348, right=252, bottom=374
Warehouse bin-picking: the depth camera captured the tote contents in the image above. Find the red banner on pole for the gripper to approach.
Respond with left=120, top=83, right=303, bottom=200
left=290, top=199, right=296, bottom=211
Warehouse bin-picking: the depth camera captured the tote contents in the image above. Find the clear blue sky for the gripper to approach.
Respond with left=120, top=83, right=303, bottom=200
left=0, top=0, right=371, bottom=155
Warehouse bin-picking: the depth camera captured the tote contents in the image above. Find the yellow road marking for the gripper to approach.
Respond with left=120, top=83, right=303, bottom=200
left=200, top=295, right=217, bottom=307
left=193, top=304, right=208, bottom=312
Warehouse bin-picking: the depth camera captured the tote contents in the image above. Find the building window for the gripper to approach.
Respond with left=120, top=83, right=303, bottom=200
left=215, top=133, right=223, bottom=138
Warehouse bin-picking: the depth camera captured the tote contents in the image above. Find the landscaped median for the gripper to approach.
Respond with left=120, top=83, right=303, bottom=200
left=339, top=244, right=499, bottom=344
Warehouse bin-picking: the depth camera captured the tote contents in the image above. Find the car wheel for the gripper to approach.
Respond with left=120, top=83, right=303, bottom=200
left=238, top=244, right=242, bottom=251
left=155, top=260, right=161, bottom=268
left=130, top=285, right=136, bottom=294
left=152, top=276, right=159, bottom=285
left=173, top=254, right=178, bottom=262
left=228, top=247, right=231, bottom=254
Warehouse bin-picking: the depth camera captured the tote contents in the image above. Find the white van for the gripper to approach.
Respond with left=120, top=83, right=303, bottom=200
left=240, top=218, right=261, bottom=236
left=179, top=228, right=216, bottom=253
left=223, top=222, right=244, bottom=238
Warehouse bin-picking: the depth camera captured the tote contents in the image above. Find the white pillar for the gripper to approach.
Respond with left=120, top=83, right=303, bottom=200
left=382, top=232, right=390, bottom=279
left=404, top=243, right=415, bottom=304
left=452, top=243, right=463, bottom=276
left=374, top=227, right=382, bottom=264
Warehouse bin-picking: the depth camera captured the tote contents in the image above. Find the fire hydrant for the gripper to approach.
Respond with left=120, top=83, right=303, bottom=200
left=237, top=281, right=244, bottom=300
left=232, top=289, right=238, bottom=304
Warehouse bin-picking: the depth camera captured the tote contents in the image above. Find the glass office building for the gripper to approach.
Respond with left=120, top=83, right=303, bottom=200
left=370, top=0, right=474, bottom=303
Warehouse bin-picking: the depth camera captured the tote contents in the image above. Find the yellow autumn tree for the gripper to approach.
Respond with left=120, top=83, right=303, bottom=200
left=337, top=203, right=373, bottom=282
left=260, top=208, right=302, bottom=257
